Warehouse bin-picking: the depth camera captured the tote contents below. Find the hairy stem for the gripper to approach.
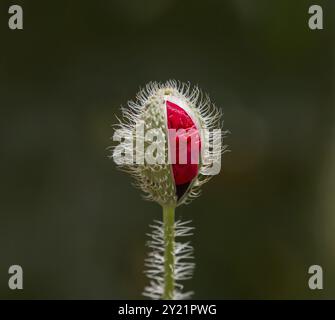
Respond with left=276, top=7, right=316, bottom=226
left=163, top=205, right=175, bottom=299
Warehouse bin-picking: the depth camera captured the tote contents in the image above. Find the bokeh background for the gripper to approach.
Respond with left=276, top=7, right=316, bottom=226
left=0, top=0, right=334, bottom=299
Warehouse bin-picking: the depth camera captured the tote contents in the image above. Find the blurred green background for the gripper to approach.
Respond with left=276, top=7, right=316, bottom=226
left=0, top=0, right=334, bottom=299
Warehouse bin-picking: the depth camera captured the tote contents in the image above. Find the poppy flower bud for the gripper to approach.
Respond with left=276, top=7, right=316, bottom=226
left=112, top=80, right=225, bottom=206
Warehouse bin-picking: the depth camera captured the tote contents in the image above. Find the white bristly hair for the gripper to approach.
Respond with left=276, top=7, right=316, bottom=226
left=143, top=219, right=195, bottom=300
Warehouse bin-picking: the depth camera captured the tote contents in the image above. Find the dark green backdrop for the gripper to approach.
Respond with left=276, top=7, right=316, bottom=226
left=0, top=0, right=334, bottom=299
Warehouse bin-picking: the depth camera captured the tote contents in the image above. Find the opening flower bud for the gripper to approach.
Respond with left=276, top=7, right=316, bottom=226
left=112, top=80, right=225, bottom=207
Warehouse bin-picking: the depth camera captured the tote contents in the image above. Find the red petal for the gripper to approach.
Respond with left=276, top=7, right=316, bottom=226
left=166, top=100, right=201, bottom=185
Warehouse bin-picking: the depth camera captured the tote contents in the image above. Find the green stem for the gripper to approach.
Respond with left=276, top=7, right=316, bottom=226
left=162, top=205, right=175, bottom=300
